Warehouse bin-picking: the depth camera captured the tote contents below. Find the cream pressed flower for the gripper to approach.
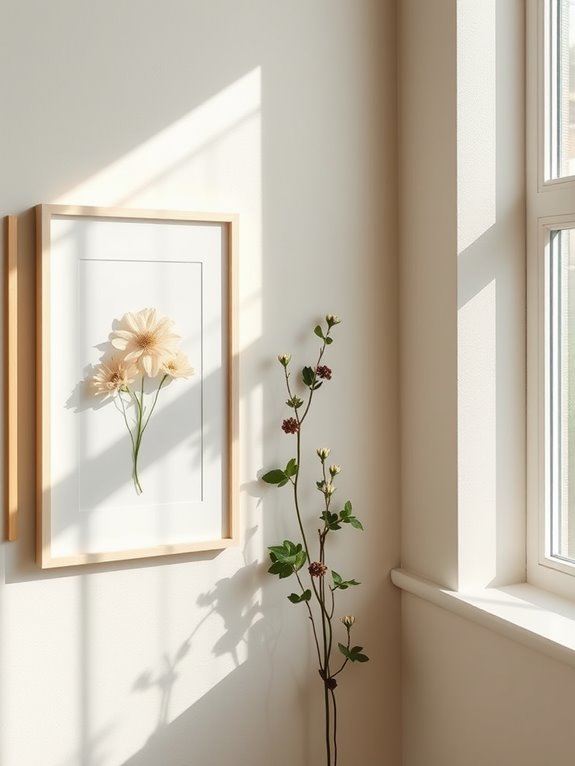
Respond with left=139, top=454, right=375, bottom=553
left=109, top=308, right=181, bottom=378
left=162, top=351, right=195, bottom=379
left=92, top=355, right=138, bottom=396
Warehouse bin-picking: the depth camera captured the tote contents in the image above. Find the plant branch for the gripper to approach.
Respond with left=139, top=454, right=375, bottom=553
left=294, top=569, right=322, bottom=666
left=330, top=687, right=338, bottom=766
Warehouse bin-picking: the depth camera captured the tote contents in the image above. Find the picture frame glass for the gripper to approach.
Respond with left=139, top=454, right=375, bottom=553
left=38, top=208, right=236, bottom=566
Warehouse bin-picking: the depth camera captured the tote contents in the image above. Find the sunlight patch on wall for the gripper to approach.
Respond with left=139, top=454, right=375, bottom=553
left=7, top=69, right=265, bottom=766
left=457, top=0, right=496, bottom=254
left=458, top=278, right=497, bottom=587
left=55, top=67, right=263, bottom=350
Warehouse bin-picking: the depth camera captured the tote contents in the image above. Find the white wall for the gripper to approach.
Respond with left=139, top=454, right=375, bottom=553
left=0, top=2, right=400, bottom=765
left=398, top=1, right=575, bottom=764
left=403, top=594, right=575, bottom=766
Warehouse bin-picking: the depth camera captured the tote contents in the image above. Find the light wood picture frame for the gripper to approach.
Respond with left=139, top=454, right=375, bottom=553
left=36, top=204, right=238, bottom=568
left=5, top=215, right=18, bottom=541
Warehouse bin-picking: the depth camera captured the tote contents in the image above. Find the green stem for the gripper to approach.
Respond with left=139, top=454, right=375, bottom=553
left=332, top=631, right=351, bottom=678
left=118, top=392, right=136, bottom=453
left=131, top=379, right=145, bottom=494
left=294, top=569, right=322, bottom=666
left=119, top=391, right=142, bottom=494
left=299, top=340, right=327, bottom=425
left=293, top=429, right=312, bottom=561
left=127, top=374, right=169, bottom=495
left=140, top=374, right=168, bottom=437
left=281, top=323, right=336, bottom=766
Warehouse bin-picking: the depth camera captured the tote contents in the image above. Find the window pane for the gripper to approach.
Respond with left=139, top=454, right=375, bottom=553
left=549, top=0, right=575, bottom=178
left=550, top=229, right=575, bottom=560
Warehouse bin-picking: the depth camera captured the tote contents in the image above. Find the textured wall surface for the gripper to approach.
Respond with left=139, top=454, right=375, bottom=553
left=0, top=2, right=400, bottom=765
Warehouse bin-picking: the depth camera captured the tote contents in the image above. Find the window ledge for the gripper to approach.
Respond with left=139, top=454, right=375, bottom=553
left=391, top=568, right=575, bottom=668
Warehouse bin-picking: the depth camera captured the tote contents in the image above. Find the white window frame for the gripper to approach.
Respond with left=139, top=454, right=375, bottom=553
left=527, top=0, right=575, bottom=599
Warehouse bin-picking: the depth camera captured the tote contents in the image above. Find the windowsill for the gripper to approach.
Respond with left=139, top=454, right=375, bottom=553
left=391, top=568, right=575, bottom=668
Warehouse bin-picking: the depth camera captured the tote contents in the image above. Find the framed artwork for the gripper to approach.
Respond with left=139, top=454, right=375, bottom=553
left=36, top=205, right=238, bottom=568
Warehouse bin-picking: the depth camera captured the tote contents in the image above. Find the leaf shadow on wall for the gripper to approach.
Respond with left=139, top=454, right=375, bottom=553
left=123, top=525, right=315, bottom=766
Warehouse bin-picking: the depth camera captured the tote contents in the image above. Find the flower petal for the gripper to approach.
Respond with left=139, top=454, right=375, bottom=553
left=112, top=330, right=134, bottom=341
left=141, top=354, right=153, bottom=377
left=123, top=312, right=139, bottom=332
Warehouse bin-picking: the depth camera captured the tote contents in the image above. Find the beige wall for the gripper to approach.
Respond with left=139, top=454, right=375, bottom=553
left=398, top=1, right=569, bottom=764
left=0, top=2, right=400, bottom=765
left=403, top=594, right=575, bottom=766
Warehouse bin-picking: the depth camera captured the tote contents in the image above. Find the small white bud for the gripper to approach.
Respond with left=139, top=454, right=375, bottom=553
left=341, top=615, right=355, bottom=629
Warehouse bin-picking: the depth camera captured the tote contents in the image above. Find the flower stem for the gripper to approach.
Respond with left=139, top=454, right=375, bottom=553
left=280, top=322, right=339, bottom=766
left=140, top=375, right=168, bottom=436
left=330, top=687, right=338, bottom=766
left=119, top=392, right=142, bottom=493
left=130, top=379, right=145, bottom=494
left=129, top=374, right=169, bottom=495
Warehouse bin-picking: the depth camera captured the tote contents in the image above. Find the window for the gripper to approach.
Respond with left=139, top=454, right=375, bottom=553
left=528, top=0, right=575, bottom=596
left=546, top=0, right=575, bottom=179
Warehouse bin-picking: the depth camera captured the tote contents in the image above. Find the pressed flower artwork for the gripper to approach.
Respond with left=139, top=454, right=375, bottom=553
left=36, top=205, right=237, bottom=567
left=91, top=308, right=194, bottom=495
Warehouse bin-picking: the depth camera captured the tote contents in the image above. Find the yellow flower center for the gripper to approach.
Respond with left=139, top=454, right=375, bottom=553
left=136, top=332, right=155, bottom=351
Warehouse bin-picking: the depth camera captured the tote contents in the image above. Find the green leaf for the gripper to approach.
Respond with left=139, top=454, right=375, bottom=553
left=321, top=511, right=341, bottom=530
left=325, top=336, right=333, bottom=345
left=302, top=366, right=315, bottom=387
left=268, top=541, right=304, bottom=567
left=285, top=458, right=298, bottom=478
left=262, top=469, right=288, bottom=485
left=288, top=593, right=302, bottom=603
left=331, top=570, right=360, bottom=590
left=268, top=545, right=287, bottom=557
left=314, top=325, right=325, bottom=340
left=347, top=645, right=369, bottom=662
left=311, top=381, right=323, bottom=391
left=268, top=561, right=293, bottom=578
left=338, top=642, right=351, bottom=659
left=267, top=541, right=306, bottom=579
left=294, top=551, right=307, bottom=571
left=288, top=589, right=312, bottom=604
left=340, top=501, right=363, bottom=530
